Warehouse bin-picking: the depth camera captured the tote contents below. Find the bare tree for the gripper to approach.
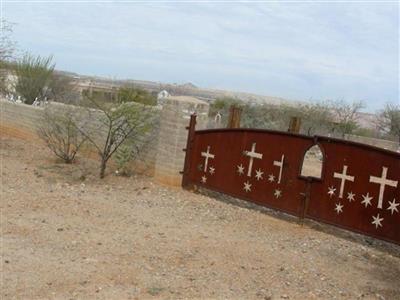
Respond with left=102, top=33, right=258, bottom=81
left=377, top=102, right=400, bottom=145
left=0, top=19, right=16, bottom=62
left=78, top=96, right=157, bottom=178
left=47, top=72, right=80, bottom=104
left=329, top=100, right=365, bottom=137
left=38, top=105, right=88, bottom=163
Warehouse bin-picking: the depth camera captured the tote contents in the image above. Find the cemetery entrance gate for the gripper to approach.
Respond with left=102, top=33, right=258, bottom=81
left=181, top=115, right=400, bottom=245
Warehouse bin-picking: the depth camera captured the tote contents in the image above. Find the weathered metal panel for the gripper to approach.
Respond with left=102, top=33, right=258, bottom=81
left=186, top=128, right=314, bottom=217
left=182, top=116, right=400, bottom=245
left=306, top=137, right=400, bottom=244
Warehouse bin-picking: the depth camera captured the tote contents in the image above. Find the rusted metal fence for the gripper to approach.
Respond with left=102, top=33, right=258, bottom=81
left=182, top=115, right=400, bottom=245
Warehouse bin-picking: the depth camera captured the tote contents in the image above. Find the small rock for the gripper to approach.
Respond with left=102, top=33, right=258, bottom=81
left=57, top=228, right=64, bottom=232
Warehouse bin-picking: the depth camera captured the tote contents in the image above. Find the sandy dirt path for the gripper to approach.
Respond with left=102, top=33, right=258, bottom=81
left=1, top=136, right=399, bottom=299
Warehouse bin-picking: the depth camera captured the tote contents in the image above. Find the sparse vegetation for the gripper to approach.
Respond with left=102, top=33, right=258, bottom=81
left=117, top=84, right=157, bottom=106
left=14, top=54, right=55, bottom=104
left=377, top=102, right=400, bottom=145
left=38, top=105, right=88, bottom=163
left=77, top=96, right=157, bottom=178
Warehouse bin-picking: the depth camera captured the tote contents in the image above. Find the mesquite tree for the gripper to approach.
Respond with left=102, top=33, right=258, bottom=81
left=78, top=97, right=156, bottom=178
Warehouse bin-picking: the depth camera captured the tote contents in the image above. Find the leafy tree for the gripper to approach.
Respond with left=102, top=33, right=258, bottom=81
left=14, top=54, right=55, bottom=104
left=78, top=96, right=157, bottom=178
left=117, top=85, right=157, bottom=106
left=377, top=102, right=400, bottom=145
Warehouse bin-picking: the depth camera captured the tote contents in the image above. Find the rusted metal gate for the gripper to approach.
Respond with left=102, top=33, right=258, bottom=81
left=182, top=115, right=400, bottom=245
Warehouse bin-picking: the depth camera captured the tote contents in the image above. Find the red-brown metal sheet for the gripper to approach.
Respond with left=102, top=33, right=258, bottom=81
left=182, top=117, right=400, bottom=245
left=186, top=128, right=314, bottom=217
left=306, top=137, right=400, bottom=244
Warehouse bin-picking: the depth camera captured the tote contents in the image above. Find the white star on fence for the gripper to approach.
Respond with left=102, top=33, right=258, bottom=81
left=209, top=166, right=215, bottom=175
left=268, top=174, right=275, bottom=183
left=274, top=189, right=282, bottom=198
left=243, top=181, right=252, bottom=192
left=334, top=203, right=343, bottom=214
left=347, top=191, right=356, bottom=202
left=255, top=169, right=264, bottom=181
left=372, top=214, right=384, bottom=229
left=328, top=186, right=336, bottom=198
left=237, top=164, right=245, bottom=176
left=361, top=193, right=373, bottom=207
left=387, top=199, right=399, bottom=215
left=201, top=175, right=207, bottom=183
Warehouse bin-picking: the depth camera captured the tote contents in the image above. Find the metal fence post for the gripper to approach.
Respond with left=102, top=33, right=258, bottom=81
left=227, top=105, right=242, bottom=128
left=288, top=116, right=302, bottom=133
left=181, top=114, right=197, bottom=188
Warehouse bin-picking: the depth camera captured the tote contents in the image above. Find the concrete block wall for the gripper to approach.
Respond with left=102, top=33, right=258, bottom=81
left=154, top=96, right=209, bottom=186
left=1, top=99, right=44, bottom=141
left=0, top=99, right=162, bottom=176
left=1, top=97, right=210, bottom=186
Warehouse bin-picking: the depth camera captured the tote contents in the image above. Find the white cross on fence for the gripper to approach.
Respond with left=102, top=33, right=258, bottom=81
left=370, top=166, right=398, bottom=209
left=201, top=146, right=215, bottom=173
left=273, top=154, right=285, bottom=184
left=333, top=165, right=355, bottom=199
left=244, top=143, right=263, bottom=177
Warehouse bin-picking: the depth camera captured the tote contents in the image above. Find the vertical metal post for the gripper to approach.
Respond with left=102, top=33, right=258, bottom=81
left=227, top=105, right=242, bottom=128
left=288, top=116, right=302, bottom=133
left=181, top=114, right=197, bottom=188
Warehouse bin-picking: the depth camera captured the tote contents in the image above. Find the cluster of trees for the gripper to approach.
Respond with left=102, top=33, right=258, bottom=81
left=1, top=20, right=159, bottom=178
left=39, top=97, right=158, bottom=178
left=209, top=97, right=400, bottom=144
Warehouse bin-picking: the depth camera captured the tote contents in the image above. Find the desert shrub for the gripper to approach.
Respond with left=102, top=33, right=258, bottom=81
left=14, top=54, right=55, bottom=104
left=77, top=96, right=158, bottom=178
left=38, top=105, right=87, bottom=163
left=117, top=85, right=157, bottom=106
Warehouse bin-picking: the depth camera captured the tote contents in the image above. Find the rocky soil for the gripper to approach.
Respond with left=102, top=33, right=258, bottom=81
left=1, top=136, right=400, bottom=299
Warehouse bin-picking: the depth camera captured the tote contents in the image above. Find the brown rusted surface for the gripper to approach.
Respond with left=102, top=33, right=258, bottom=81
left=184, top=127, right=314, bottom=217
left=182, top=115, right=400, bottom=245
left=306, top=136, right=400, bottom=245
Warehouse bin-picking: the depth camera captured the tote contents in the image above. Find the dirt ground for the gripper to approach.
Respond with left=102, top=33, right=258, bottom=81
left=1, top=136, right=400, bottom=300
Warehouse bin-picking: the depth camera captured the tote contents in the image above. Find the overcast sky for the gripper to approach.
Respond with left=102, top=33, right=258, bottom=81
left=2, top=1, right=399, bottom=111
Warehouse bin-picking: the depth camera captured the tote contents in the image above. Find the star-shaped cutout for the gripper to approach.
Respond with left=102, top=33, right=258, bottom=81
left=361, top=193, right=373, bottom=208
left=334, top=203, right=343, bottom=214
left=243, top=181, right=252, bottom=192
left=372, top=214, right=383, bottom=229
left=209, top=166, right=215, bottom=175
left=387, top=199, right=399, bottom=215
left=328, top=186, right=336, bottom=198
left=274, top=189, right=282, bottom=198
left=201, top=175, right=207, bottom=183
left=255, top=169, right=264, bottom=181
left=237, top=164, right=245, bottom=176
left=347, top=191, right=355, bottom=202
left=268, top=174, right=275, bottom=183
